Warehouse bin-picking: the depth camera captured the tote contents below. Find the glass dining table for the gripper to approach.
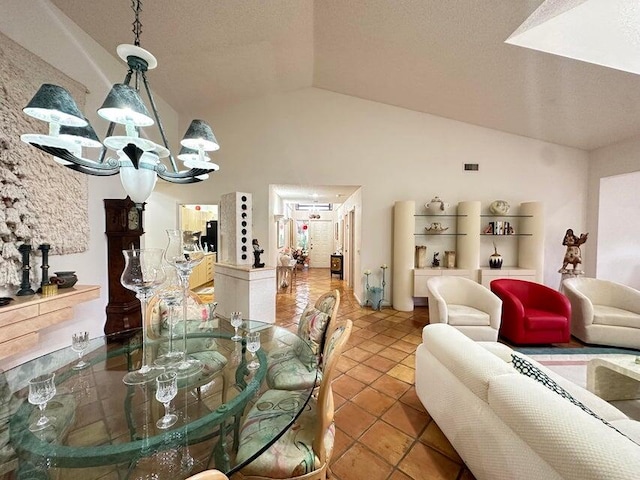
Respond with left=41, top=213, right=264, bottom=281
left=2, top=316, right=315, bottom=480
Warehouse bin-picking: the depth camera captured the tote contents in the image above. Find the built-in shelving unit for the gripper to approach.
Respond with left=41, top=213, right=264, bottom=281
left=393, top=200, right=544, bottom=311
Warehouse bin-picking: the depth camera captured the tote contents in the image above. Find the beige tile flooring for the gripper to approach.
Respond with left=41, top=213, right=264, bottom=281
left=233, top=267, right=476, bottom=480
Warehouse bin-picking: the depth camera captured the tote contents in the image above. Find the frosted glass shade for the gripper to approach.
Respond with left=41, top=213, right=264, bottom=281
left=118, top=151, right=159, bottom=205
left=180, top=119, right=219, bottom=152
left=98, top=84, right=154, bottom=127
left=23, top=84, right=87, bottom=127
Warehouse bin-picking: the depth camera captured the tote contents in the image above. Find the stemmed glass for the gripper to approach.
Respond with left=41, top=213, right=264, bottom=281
left=164, top=229, right=205, bottom=374
left=121, top=248, right=167, bottom=385
left=153, top=269, right=185, bottom=367
left=28, top=373, right=56, bottom=431
left=230, top=311, right=243, bottom=341
left=155, top=371, right=178, bottom=429
left=71, top=331, right=89, bottom=370
left=247, top=332, right=261, bottom=370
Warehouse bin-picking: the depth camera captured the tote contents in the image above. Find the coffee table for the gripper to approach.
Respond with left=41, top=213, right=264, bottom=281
left=586, top=355, right=640, bottom=401
left=5, top=318, right=315, bottom=479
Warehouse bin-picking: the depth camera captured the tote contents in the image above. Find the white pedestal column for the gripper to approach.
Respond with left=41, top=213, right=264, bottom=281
left=393, top=201, right=415, bottom=312
left=214, top=264, right=276, bottom=323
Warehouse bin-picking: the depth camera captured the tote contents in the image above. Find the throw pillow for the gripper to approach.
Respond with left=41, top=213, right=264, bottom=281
left=511, top=354, right=631, bottom=440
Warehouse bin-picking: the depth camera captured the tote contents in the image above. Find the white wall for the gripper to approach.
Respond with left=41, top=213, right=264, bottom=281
left=2, top=1, right=593, bottom=366
left=582, top=137, right=640, bottom=287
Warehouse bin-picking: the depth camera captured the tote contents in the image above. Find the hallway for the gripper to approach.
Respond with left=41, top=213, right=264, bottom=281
left=265, top=267, right=474, bottom=480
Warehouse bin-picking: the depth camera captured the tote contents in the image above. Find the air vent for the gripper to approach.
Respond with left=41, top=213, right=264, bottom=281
left=464, top=163, right=479, bottom=171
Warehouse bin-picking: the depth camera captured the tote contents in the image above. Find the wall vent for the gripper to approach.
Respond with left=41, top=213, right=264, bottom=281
left=464, top=163, right=479, bottom=171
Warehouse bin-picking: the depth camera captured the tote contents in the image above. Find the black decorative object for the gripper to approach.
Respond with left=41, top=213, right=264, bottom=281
left=37, top=243, right=51, bottom=293
left=17, top=244, right=35, bottom=296
left=489, top=242, right=503, bottom=269
left=252, top=239, right=265, bottom=268
left=431, top=252, right=440, bottom=268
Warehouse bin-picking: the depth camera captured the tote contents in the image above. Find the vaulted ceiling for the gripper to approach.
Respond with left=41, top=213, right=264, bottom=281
left=50, top=0, right=640, bottom=151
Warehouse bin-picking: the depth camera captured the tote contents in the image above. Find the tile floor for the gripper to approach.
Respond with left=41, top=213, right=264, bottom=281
left=229, top=267, right=476, bottom=480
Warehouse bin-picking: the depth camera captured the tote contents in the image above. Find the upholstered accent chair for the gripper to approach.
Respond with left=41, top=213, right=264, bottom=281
left=266, top=290, right=340, bottom=390
left=186, top=470, right=229, bottom=480
left=427, top=276, right=502, bottom=341
left=236, top=320, right=353, bottom=480
left=491, top=279, right=571, bottom=345
left=563, top=277, right=640, bottom=349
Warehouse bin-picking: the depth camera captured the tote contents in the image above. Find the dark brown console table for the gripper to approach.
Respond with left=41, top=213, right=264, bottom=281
left=330, top=254, right=344, bottom=280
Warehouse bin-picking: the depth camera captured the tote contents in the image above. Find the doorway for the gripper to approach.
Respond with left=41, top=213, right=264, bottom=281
left=309, top=220, right=332, bottom=268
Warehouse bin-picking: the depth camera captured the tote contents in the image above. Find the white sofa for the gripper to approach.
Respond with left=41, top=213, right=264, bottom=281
left=427, top=276, right=502, bottom=341
left=563, top=277, right=640, bottom=349
left=415, top=323, right=640, bottom=480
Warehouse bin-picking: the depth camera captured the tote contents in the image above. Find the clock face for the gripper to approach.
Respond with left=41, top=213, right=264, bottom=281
left=127, top=207, right=140, bottom=230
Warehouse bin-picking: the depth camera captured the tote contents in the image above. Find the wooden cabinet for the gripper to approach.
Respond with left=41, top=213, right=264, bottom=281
left=0, top=285, right=100, bottom=360
left=330, top=255, right=343, bottom=279
left=189, top=253, right=216, bottom=290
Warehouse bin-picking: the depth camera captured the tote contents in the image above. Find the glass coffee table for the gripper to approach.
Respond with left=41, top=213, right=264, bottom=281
left=587, top=355, right=640, bottom=401
left=4, top=318, right=315, bottom=479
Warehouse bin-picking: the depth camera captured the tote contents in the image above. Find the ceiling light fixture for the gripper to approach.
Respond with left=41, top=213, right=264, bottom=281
left=20, top=1, right=219, bottom=207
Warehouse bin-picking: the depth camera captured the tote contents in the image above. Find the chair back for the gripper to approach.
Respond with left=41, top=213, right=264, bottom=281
left=428, top=276, right=483, bottom=304
left=146, top=290, right=211, bottom=339
left=313, top=319, right=352, bottom=463
left=314, top=289, right=341, bottom=353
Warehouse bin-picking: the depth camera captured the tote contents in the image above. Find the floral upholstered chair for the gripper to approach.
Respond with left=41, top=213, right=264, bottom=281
left=146, top=291, right=226, bottom=393
left=236, top=320, right=353, bottom=480
left=266, top=290, right=340, bottom=390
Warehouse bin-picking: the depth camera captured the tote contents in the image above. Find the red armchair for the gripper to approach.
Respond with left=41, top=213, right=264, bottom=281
left=490, top=279, right=571, bottom=345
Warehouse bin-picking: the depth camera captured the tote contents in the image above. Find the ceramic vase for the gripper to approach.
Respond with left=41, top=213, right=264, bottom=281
left=50, top=271, right=78, bottom=289
left=489, top=242, right=503, bottom=269
left=415, top=246, right=427, bottom=268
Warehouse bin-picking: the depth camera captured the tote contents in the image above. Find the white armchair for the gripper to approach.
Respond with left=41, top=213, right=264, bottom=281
left=427, top=276, right=502, bottom=341
left=563, top=277, right=640, bottom=349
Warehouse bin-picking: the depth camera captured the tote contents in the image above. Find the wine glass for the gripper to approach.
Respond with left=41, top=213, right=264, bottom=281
left=164, top=229, right=205, bottom=373
left=230, top=311, right=243, bottom=341
left=71, top=331, right=89, bottom=370
left=155, top=371, right=178, bottom=429
left=153, top=269, right=185, bottom=367
left=28, top=373, right=56, bottom=431
left=121, top=248, right=167, bottom=385
left=247, top=332, right=261, bottom=370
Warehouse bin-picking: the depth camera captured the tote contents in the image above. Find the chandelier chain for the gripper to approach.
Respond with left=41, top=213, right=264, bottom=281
left=131, top=0, right=143, bottom=47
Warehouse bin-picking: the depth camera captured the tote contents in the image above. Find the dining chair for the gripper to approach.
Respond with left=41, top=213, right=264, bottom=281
left=266, top=290, right=340, bottom=390
left=186, top=469, right=229, bottom=480
left=235, top=319, right=353, bottom=480
left=146, top=291, right=227, bottom=397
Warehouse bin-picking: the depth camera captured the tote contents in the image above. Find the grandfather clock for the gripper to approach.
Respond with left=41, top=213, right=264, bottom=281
left=104, top=198, right=144, bottom=336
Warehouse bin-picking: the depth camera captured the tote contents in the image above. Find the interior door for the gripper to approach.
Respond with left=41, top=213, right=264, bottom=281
left=309, top=220, right=332, bottom=268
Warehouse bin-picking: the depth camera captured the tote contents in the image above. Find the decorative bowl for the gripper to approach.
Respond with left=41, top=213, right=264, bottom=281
left=0, top=297, right=14, bottom=307
left=425, top=224, right=449, bottom=234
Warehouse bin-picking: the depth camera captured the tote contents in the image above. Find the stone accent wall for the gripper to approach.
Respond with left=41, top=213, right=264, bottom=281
left=0, top=32, right=89, bottom=287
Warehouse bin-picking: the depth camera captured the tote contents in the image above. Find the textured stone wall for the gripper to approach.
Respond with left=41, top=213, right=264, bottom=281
left=0, top=32, right=89, bottom=287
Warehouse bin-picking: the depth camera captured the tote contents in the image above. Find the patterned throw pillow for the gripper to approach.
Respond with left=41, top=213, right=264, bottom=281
left=511, top=354, right=631, bottom=440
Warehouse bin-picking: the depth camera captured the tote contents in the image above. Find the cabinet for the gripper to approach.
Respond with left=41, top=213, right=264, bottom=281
left=189, top=253, right=216, bottom=290
left=413, top=268, right=474, bottom=297
left=478, top=267, right=536, bottom=288
left=330, top=255, right=344, bottom=279
left=0, top=285, right=100, bottom=360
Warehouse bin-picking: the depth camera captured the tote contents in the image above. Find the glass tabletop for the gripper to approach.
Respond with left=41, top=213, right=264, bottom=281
left=2, top=316, right=316, bottom=479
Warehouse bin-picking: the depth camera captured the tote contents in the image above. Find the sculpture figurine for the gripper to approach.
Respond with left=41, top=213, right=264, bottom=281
left=252, top=239, right=265, bottom=268
left=431, top=252, right=440, bottom=267
left=559, top=228, right=588, bottom=274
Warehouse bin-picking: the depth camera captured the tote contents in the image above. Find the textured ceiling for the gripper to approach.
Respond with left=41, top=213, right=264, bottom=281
left=50, top=0, right=640, bottom=151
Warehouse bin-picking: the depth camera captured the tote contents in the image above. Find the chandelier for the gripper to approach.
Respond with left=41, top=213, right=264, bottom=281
left=20, top=1, right=219, bottom=207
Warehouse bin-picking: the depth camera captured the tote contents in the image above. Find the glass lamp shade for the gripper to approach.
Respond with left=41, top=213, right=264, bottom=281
left=23, top=84, right=88, bottom=127
left=59, top=121, right=103, bottom=148
left=179, top=119, right=219, bottom=152
left=98, top=83, right=154, bottom=127
left=118, top=151, right=159, bottom=205
left=177, top=145, right=210, bottom=162
left=183, top=158, right=219, bottom=171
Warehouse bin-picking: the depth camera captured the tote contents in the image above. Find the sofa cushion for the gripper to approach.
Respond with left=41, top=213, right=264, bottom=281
left=593, top=305, right=640, bottom=328
left=524, top=308, right=568, bottom=330
left=422, top=324, right=514, bottom=402
left=447, top=305, right=490, bottom=326
left=489, top=373, right=640, bottom=480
